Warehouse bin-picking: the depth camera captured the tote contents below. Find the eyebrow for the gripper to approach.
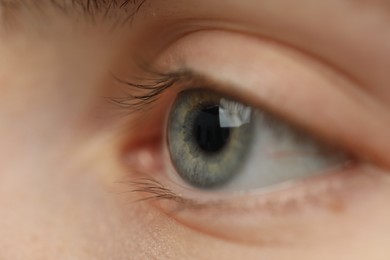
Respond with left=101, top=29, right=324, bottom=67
left=0, top=0, right=147, bottom=30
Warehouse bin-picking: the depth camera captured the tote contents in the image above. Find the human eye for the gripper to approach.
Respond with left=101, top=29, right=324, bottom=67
left=114, top=28, right=387, bottom=244
left=166, top=88, right=348, bottom=192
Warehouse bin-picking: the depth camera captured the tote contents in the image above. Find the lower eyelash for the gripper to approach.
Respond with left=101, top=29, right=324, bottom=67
left=129, top=177, right=186, bottom=203
left=120, top=176, right=209, bottom=210
left=118, top=161, right=359, bottom=216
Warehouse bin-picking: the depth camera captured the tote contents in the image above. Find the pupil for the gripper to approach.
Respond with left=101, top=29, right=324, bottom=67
left=193, top=106, right=231, bottom=153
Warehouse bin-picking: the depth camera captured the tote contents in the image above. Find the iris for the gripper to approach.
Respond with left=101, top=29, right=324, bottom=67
left=167, top=89, right=254, bottom=189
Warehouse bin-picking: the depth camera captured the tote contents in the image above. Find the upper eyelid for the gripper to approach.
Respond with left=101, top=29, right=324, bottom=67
left=113, top=29, right=390, bottom=171
left=156, top=30, right=390, bottom=167
left=111, top=68, right=349, bottom=155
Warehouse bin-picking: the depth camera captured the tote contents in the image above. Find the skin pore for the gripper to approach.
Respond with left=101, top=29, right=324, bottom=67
left=0, top=0, right=390, bottom=259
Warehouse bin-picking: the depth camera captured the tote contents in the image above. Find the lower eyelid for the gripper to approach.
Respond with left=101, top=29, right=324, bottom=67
left=117, top=98, right=386, bottom=247
left=123, top=159, right=383, bottom=245
left=124, top=128, right=365, bottom=212
left=153, top=161, right=359, bottom=212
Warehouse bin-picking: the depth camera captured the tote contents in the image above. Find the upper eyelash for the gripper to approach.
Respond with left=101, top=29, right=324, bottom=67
left=109, top=69, right=193, bottom=111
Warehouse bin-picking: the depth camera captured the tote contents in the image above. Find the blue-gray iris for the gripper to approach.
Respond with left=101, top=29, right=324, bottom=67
left=167, top=89, right=255, bottom=189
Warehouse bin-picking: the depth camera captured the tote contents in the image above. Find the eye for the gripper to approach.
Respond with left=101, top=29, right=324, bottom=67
left=114, top=29, right=384, bottom=245
left=107, top=25, right=390, bottom=250
left=167, top=88, right=349, bottom=192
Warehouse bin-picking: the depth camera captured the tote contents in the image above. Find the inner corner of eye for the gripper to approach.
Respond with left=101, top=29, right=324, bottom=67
left=120, top=126, right=166, bottom=174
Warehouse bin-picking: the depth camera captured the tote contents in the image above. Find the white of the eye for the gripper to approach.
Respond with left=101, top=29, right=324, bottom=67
left=217, top=111, right=346, bottom=192
left=219, top=98, right=252, bottom=128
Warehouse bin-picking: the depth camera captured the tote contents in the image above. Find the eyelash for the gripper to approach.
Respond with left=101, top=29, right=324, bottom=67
left=109, top=69, right=193, bottom=111
left=118, top=167, right=357, bottom=215
left=123, top=176, right=215, bottom=210
left=110, top=66, right=358, bottom=214
left=108, top=68, right=204, bottom=209
left=111, top=69, right=232, bottom=211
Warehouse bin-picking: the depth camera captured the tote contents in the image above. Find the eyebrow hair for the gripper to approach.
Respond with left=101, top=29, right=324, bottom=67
left=0, top=0, right=147, bottom=30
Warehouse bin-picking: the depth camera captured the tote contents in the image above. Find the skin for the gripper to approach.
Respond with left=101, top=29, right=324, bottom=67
left=0, top=0, right=390, bottom=259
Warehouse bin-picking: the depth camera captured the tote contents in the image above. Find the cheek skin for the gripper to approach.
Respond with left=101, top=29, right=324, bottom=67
left=0, top=27, right=136, bottom=258
left=0, top=32, right=184, bottom=259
